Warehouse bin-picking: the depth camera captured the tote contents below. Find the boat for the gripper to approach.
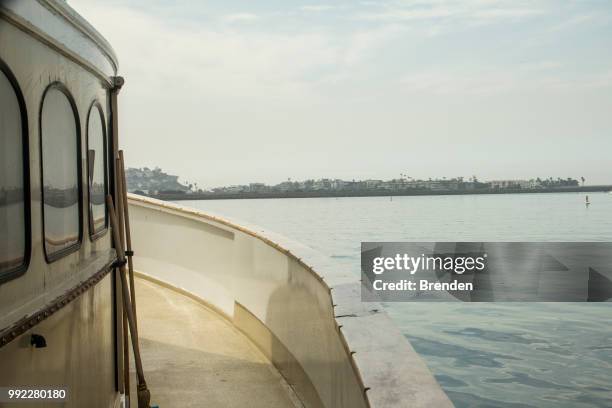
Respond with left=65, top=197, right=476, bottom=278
left=0, top=1, right=452, bottom=407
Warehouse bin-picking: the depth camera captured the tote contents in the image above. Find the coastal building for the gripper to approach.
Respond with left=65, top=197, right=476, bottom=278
left=364, top=179, right=384, bottom=189
left=126, top=167, right=190, bottom=194
left=248, top=183, right=267, bottom=193
left=313, top=178, right=332, bottom=190
left=276, top=180, right=297, bottom=192
left=489, top=179, right=530, bottom=189
left=330, top=179, right=347, bottom=190
left=528, top=179, right=542, bottom=188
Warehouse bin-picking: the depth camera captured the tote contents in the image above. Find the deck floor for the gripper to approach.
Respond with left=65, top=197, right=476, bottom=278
left=128, top=276, right=301, bottom=408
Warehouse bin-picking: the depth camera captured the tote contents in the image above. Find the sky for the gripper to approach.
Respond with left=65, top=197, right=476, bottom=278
left=69, top=0, right=612, bottom=188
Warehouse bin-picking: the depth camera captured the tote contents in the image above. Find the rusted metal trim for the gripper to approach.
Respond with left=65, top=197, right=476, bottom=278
left=0, top=260, right=115, bottom=348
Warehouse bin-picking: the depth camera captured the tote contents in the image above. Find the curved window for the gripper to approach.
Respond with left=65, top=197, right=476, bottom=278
left=0, top=62, right=30, bottom=282
left=87, top=102, right=108, bottom=238
left=40, top=84, right=82, bottom=261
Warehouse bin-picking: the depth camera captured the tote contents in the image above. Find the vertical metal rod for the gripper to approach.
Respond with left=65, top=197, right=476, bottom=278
left=115, top=157, right=130, bottom=406
left=115, top=155, right=132, bottom=408
left=116, top=156, right=126, bottom=248
left=113, top=171, right=131, bottom=408
left=119, top=150, right=138, bottom=332
left=110, top=75, right=128, bottom=405
left=107, top=195, right=151, bottom=408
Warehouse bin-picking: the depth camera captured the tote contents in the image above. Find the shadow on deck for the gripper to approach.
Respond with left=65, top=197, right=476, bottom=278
left=129, top=277, right=302, bottom=408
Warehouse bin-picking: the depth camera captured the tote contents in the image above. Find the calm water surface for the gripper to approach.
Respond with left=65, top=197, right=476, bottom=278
left=178, top=192, right=612, bottom=408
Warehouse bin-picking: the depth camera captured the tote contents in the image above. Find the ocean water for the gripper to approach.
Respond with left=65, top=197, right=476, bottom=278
left=177, top=192, right=612, bottom=408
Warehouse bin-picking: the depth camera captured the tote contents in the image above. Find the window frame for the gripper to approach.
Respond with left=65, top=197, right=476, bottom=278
left=0, top=59, right=31, bottom=285
left=38, top=81, right=83, bottom=263
left=85, top=100, right=109, bottom=241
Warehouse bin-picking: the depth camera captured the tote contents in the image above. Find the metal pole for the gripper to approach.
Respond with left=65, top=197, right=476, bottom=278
left=119, top=150, right=138, bottom=332
left=110, top=76, right=129, bottom=405
left=107, top=196, right=151, bottom=408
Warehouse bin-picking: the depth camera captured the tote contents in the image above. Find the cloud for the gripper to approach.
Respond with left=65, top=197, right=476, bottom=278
left=471, top=8, right=543, bottom=19
left=341, top=24, right=405, bottom=66
left=398, top=69, right=515, bottom=95
left=72, top=3, right=340, bottom=97
left=545, top=13, right=600, bottom=33
left=300, top=5, right=337, bottom=12
left=518, top=61, right=562, bottom=72
left=539, top=70, right=612, bottom=91
left=223, top=13, right=259, bottom=23
left=399, top=64, right=612, bottom=96
left=352, top=0, right=544, bottom=23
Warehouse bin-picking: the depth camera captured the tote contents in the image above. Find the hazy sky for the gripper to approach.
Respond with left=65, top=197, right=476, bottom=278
left=70, top=0, right=612, bottom=188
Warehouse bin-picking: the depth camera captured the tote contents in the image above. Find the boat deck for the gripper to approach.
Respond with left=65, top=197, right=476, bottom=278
left=129, top=276, right=301, bottom=408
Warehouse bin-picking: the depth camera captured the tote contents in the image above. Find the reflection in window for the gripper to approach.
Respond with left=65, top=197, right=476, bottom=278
left=41, top=85, right=81, bottom=259
left=0, top=68, right=27, bottom=278
left=87, top=104, right=107, bottom=236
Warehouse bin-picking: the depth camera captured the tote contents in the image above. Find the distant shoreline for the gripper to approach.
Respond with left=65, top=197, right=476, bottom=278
left=141, top=185, right=612, bottom=201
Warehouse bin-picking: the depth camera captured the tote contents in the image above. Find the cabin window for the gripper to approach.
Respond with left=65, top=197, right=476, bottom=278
left=40, top=84, right=82, bottom=261
left=0, top=64, right=29, bottom=282
left=87, top=103, right=108, bottom=238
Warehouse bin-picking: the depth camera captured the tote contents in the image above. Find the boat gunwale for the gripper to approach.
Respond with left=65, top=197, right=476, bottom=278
left=127, top=193, right=454, bottom=408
